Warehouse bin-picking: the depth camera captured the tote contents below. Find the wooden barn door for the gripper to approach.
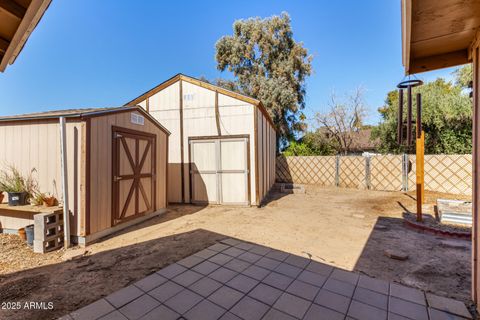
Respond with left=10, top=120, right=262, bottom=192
left=112, top=127, right=156, bottom=226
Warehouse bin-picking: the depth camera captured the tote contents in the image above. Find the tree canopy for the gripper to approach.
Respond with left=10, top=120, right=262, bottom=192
left=372, top=66, right=473, bottom=154
left=215, top=12, right=312, bottom=145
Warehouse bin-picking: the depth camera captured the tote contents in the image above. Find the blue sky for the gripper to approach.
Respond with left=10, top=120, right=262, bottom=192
left=0, top=0, right=460, bottom=126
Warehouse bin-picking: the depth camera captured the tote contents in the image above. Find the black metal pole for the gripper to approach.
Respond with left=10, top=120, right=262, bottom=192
left=407, top=85, right=413, bottom=146
left=397, top=89, right=404, bottom=144
left=416, top=93, right=422, bottom=139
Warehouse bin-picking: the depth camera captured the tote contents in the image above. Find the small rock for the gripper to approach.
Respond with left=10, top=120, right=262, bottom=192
left=440, top=240, right=469, bottom=250
left=384, top=249, right=409, bottom=261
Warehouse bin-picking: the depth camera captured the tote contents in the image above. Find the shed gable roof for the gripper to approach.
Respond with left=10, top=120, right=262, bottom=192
left=124, top=73, right=275, bottom=128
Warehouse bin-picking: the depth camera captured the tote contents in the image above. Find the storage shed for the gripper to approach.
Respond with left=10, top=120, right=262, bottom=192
left=0, top=106, right=169, bottom=245
left=126, top=74, right=276, bottom=206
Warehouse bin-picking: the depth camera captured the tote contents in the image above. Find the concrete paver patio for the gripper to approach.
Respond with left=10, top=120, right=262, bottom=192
left=61, top=238, right=472, bottom=320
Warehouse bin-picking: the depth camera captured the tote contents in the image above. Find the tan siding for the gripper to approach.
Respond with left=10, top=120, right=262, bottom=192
left=89, top=111, right=168, bottom=235
left=0, top=120, right=83, bottom=235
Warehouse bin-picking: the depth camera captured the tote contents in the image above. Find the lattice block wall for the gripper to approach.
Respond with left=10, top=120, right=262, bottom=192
left=276, top=156, right=336, bottom=185
left=407, top=154, right=472, bottom=195
left=370, top=155, right=403, bottom=191
left=339, top=156, right=366, bottom=189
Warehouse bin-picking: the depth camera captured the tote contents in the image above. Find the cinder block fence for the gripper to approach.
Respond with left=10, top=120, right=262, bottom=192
left=276, top=154, right=472, bottom=196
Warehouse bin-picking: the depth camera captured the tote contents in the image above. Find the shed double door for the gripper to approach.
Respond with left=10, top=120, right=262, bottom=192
left=190, top=137, right=249, bottom=205
left=112, top=127, right=156, bottom=226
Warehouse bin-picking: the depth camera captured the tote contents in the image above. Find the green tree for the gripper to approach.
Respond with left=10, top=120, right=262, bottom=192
left=372, top=67, right=472, bottom=154
left=283, top=131, right=338, bottom=156
left=215, top=12, right=313, bottom=146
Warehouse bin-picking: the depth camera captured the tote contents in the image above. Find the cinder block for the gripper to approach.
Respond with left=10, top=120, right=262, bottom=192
left=33, top=211, right=64, bottom=253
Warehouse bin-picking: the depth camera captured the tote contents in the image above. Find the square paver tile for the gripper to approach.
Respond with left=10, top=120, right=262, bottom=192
left=323, top=278, right=356, bottom=297
left=241, top=264, right=270, bottom=281
left=184, top=299, right=226, bottom=320
left=209, top=243, right=230, bottom=252
left=274, top=263, right=303, bottom=278
left=314, top=288, right=351, bottom=314
left=106, top=285, right=144, bottom=308
left=248, top=244, right=271, bottom=256
left=70, top=299, right=115, bottom=320
left=389, top=296, right=428, bottom=320
left=304, top=304, right=345, bottom=320
left=428, top=308, right=470, bottom=320
left=388, top=313, right=412, bottom=320
left=286, top=279, right=320, bottom=301
left=148, top=281, right=183, bottom=302
left=164, top=289, right=203, bottom=315
left=177, top=255, right=205, bottom=268
left=193, top=260, right=220, bottom=275
left=219, top=312, right=242, bottom=320
left=265, top=250, right=290, bottom=262
left=390, top=283, right=426, bottom=306
left=224, top=259, right=251, bottom=273
left=235, top=242, right=255, bottom=251
left=284, top=254, right=310, bottom=269
left=156, top=263, right=187, bottom=279
left=297, top=270, right=328, bottom=287
left=255, top=257, right=282, bottom=270
left=248, top=283, right=283, bottom=305
left=306, top=261, right=334, bottom=276
left=230, top=296, right=269, bottom=320
left=208, top=286, right=244, bottom=309
left=134, top=273, right=168, bottom=292
left=98, top=310, right=128, bottom=320
left=227, top=274, right=259, bottom=293
left=223, top=247, right=246, bottom=258
left=194, top=249, right=218, bottom=260
left=209, top=253, right=234, bottom=266
left=262, top=272, right=294, bottom=290
left=426, top=293, right=472, bottom=319
left=273, top=292, right=312, bottom=319
left=172, top=270, right=204, bottom=287
left=347, top=300, right=387, bottom=320
left=221, top=238, right=243, bottom=246
left=190, top=277, right=222, bottom=297
left=138, top=305, right=179, bottom=320
left=330, top=268, right=359, bottom=285
left=357, top=275, right=389, bottom=295
left=237, top=251, right=262, bottom=264
left=353, top=287, right=388, bottom=310
left=208, top=267, right=238, bottom=283
left=263, top=308, right=297, bottom=320
left=119, top=294, right=160, bottom=320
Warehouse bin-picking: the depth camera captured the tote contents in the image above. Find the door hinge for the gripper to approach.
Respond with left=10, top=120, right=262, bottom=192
left=113, top=176, right=123, bottom=182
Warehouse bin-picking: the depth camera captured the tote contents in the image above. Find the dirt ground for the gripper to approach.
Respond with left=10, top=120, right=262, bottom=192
left=0, top=186, right=472, bottom=320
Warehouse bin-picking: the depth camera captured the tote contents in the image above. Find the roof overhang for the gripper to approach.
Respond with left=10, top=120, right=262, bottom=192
left=401, top=0, right=480, bottom=74
left=0, top=0, right=51, bottom=72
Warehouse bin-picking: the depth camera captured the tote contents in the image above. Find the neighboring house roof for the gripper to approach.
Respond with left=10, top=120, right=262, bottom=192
left=124, top=73, right=275, bottom=128
left=401, top=0, right=479, bottom=74
left=349, top=128, right=379, bottom=152
left=0, top=106, right=171, bottom=135
left=0, top=0, right=52, bottom=72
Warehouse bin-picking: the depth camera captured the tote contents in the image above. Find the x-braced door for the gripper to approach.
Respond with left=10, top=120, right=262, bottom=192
left=112, top=127, right=156, bottom=226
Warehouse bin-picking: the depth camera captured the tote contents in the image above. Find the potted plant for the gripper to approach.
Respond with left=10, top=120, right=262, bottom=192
left=30, top=192, right=44, bottom=206
left=42, top=193, right=57, bottom=207
left=0, top=166, right=37, bottom=206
